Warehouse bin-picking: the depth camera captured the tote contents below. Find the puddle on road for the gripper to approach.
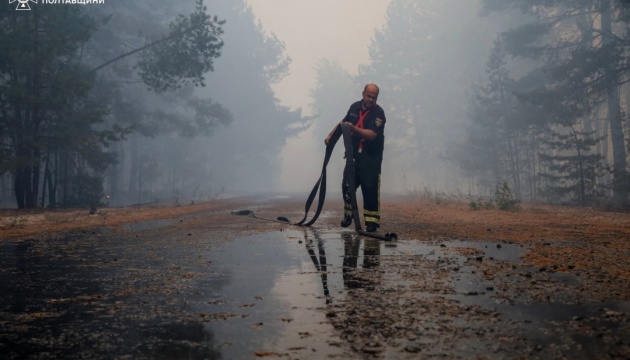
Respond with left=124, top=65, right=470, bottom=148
left=2, top=226, right=628, bottom=359
left=203, top=230, right=629, bottom=358
left=193, top=229, right=536, bottom=358
left=194, top=230, right=351, bottom=359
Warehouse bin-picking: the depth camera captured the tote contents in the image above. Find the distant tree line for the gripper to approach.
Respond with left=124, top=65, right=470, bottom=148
left=0, top=0, right=298, bottom=209
left=6, top=0, right=628, bottom=209
left=456, top=0, right=630, bottom=207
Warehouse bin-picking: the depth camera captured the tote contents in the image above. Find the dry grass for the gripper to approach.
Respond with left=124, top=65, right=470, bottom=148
left=0, top=200, right=241, bottom=240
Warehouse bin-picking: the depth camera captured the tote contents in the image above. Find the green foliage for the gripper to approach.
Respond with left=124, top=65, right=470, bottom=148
left=174, top=0, right=301, bottom=193
left=485, top=0, right=629, bottom=206
left=136, top=0, right=225, bottom=92
left=469, top=181, right=520, bottom=210
left=62, top=173, right=105, bottom=208
left=537, top=125, right=608, bottom=205
left=454, top=38, right=537, bottom=199
left=0, top=0, right=234, bottom=208
left=148, top=89, right=232, bottom=138
left=0, top=5, right=101, bottom=208
left=469, top=197, right=495, bottom=210
left=494, top=180, right=521, bottom=210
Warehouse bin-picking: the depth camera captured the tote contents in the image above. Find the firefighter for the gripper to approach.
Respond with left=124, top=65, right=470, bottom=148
left=325, top=83, right=386, bottom=232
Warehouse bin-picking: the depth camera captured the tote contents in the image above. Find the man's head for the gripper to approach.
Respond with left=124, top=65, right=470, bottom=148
left=362, top=83, right=380, bottom=110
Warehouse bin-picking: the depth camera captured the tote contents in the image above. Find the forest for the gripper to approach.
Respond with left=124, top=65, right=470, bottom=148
left=1, top=0, right=630, bottom=209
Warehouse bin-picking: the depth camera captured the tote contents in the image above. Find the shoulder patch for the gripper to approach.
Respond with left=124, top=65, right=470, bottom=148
left=375, top=118, right=384, bottom=127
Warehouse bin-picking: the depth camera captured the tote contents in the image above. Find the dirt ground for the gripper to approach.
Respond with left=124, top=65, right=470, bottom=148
left=4, top=195, right=628, bottom=284
left=1, top=195, right=630, bottom=358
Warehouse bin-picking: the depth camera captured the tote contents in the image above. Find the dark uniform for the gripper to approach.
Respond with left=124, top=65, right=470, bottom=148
left=341, top=100, right=386, bottom=229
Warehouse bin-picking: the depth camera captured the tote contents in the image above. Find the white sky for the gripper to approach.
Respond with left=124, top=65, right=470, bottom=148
left=246, top=0, right=392, bottom=112
left=245, top=1, right=393, bottom=191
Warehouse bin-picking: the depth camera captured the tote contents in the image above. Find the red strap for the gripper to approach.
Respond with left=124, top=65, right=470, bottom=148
left=356, top=109, right=370, bottom=152
left=357, top=109, right=370, bottom=129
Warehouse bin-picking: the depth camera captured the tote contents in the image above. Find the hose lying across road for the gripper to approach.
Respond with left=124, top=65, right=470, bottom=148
left=232, top=121, right=397, bottom=241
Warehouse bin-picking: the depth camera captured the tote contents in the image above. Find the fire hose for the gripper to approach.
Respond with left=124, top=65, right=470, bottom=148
left=232, top=121, right=397, bottom=241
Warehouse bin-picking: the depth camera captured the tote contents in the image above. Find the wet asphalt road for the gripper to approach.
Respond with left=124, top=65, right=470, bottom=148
left=0, top=215, right=356, bottom=359
left=1, top=209, right=629, bottom=359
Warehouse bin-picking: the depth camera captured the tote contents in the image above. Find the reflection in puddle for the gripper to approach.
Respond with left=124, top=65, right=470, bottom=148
left=304, top=231, right=330, bottom=300
left=341, top=233, right=380, bottom=290
left=199, top=230, right=350, bottom=359
left=198, top=229, right=405, bottom=358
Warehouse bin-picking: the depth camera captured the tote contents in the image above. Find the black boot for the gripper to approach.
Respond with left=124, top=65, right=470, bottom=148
left=340, top=215, right=352, bottom=228
left=365, top=222, right=378, bottom=232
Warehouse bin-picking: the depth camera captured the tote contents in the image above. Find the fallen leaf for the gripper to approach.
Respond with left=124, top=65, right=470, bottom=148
left=254, top=351, right=280, bottom=357
left=287, top=346, right=306, bottom=351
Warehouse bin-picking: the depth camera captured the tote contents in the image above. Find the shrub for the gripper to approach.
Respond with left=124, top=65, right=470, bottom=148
left=469, top=181, right=520, bottom=211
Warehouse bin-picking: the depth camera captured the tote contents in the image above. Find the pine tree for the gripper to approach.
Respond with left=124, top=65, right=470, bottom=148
left=481, top=0, right=630, bottom=205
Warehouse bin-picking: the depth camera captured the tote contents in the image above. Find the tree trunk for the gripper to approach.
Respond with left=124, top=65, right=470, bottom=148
left=28, top=146, right=40, bottom=208
left=14, top=167, right=25, bottom=209
left=506, top=126, right=522, bottom=199
left=41, top=153, right=48, bottom=208
left=10, top=10, right=43, bottom=209
left=61, top=151, right=69, bottom=206
left=128, top=134, right=139, bottom=203
left=47, top=150, right=58, bottom=208
left=601, top=0, right=628, bottom=205
left=108, top=143, right=120, bottom=204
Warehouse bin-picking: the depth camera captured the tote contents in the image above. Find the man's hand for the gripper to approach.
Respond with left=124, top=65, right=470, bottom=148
left=349, top=124, right=377, bottom=141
